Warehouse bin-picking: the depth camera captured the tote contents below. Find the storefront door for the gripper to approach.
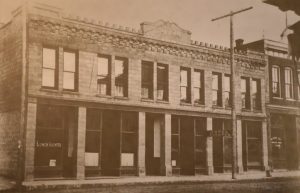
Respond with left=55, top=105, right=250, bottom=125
left=34, top=105, right=77, bottom=178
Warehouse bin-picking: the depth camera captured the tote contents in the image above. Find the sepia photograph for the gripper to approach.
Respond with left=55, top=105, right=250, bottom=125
left=0, top=0, right=300, bottom=192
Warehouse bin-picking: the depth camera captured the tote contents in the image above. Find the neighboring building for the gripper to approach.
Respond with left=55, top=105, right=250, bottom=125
left=0, top=3, right=269, bottom=182
left=239, top=39, right=300, bottom=170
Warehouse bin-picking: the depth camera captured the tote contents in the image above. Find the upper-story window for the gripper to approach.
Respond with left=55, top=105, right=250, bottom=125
left=180, top=68, right=191, bottom=103
left=157, top=64, right=168, bottom=101
left=97, top=55, right=111, bottom=95
left=212, top=72, right=222, bottom=106
left=42, top=47, right=57, bottom=88
left=115, top=57, right=128, bottom=97
left=284, top=67, right=293, bottom=99
left=272, top=66, right=281, bottom=98
left=193, top=70, right=204, bottom=104
left=141, top=61, right=153, bottom=99
left=224, top=74, right=231, bottom=108
left=63, top=51, right=77, bottom=91
left=252, top=79, right=261, bottom=110
left=241, top=77, right=250, bottom=109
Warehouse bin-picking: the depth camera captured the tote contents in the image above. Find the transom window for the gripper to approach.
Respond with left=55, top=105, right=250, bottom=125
left=63, top=51, right=77, bottom=91
left=284, top=67, right=293, bottom=99
left=42, top=47, right=57, bottom=88
left=272, top=66, right=281, bottom=97
left=97, top=55, right=111, bottom=95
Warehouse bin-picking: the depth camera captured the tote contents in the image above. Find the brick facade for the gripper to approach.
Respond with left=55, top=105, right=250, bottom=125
left=0, top=7, right=23, bottom=178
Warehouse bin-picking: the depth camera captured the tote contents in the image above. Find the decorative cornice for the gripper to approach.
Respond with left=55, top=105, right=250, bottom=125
left=29, top=15, right=267, bottom=68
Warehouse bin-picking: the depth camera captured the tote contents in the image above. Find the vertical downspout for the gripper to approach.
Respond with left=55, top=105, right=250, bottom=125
left=17, top=0, right=28, bottom=189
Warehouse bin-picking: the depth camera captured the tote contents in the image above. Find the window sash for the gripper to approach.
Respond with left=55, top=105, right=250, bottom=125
left=42, top=68, right=55, bottom=87
left=97, top=57, right=109, bottom=76
left=180, top=86, right=188, bottom=101
left=64, top=52, right=76, bottom=72
left=43, top=48, right=56, bottom=69
left=63, top=72, right=75, bottom=90
left=212, top=74, right=219, bottom=90
left=284, top=68, right=293, bottom=99
left=180, top=70, right=188, bottom=87
left=115, top=58, right=127, bottom=97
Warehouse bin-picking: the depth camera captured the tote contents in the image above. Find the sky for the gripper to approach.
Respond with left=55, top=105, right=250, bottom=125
left=0, top=0, right=299, bottom=47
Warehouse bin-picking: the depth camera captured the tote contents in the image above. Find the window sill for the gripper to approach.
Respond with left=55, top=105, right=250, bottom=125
left=156, top=100, right=169, bottom=104
left=95, top=94, right=113, bottom=99
left=40, top=88, right=59, bottom=93
left=225, top=106, right=232, bottom=110
left=180, top=102, right=192, bottom=106
left=62, top=90, right=80, bottom=95
left=141, top=98, right=155, bottom=103
left=194, top=103, right=205, bottom=107
left=114, top=96, right=129, bottom=100
left=272, top=97, right=283, bottom=100
left=286, top=98, right=296, bottom=101
left=212, top=105, right=223, bottom=109
left=242, top=108, right=251, bottom=112
left=253, top=109, right=262, bottom=113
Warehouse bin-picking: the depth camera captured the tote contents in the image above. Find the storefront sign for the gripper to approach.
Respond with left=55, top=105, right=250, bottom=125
left=36, top=141, right=62, bottom=148
left=121, top=153, right=134, bottom=167
left=49, top=159, right=56, bottom=167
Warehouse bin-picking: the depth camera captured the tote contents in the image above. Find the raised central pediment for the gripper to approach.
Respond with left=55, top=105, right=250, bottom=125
left=140, top=20, right=192, bottom=45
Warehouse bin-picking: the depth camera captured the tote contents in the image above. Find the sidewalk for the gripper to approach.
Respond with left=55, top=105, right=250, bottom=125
left=1, top=170, right=300, bottom=192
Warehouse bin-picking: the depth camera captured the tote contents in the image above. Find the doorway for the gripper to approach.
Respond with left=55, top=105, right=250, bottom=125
left=180, top=116, right=195, bottom=175
left=34, top=105, right=77, bottom=178
left=145, top=114, right=162, bottom=175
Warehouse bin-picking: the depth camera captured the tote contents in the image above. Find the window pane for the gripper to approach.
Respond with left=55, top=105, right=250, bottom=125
left=286, top=85, right=291, bottom=98
left=212, top=74, right=218, bottom=90
left=63, top=72, right=75, bottom=90
left=285, top=68, right=291, bottom=84
left=180, top=86, right=187, bottom=101
left=212, top=90, right=218, bottom=105
left=272, top=67, right=279, bottom=82
left=98, top=83, right=107, bottom=95
left=194, top=71, right=201, bottom=88
left=115, top=85, right=124, bottom=97
left=224, top=76, right=230, bottom=92
left=241, top=78, right=246, bottom=92
left=97, top=57, right=109, bottom=76
left=43, top=48, right=56, bottom=69
left=180, top=70, right=188, bottom=86
left=64, top=52, right=76, bottom=72
left=115, top=59, right=124, bottom=77
left=42, top=69, right=55, bottom=87
left=157, top=87, right=164, bottom=100
left=157, top=64, right=167, bottom=83
left=252, top=80, right=258, bottom=94
left=194, top=87, right=200, bottom=101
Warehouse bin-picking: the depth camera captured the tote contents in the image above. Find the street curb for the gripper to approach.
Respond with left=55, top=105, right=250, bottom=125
left=9, top=176, right=299, bottom=192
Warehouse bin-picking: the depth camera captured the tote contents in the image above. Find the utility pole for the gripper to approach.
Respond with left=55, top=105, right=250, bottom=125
left=212, top=6, right=253, bottom=180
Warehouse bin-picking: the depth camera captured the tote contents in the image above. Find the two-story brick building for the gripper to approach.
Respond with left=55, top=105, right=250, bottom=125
left=0, top=3, right=269, bottom=182
left=239, top=39, right=300, bottom=170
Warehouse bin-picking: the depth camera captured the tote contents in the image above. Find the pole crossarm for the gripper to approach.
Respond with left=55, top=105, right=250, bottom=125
left=211, top=6, right=253, bottom=21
